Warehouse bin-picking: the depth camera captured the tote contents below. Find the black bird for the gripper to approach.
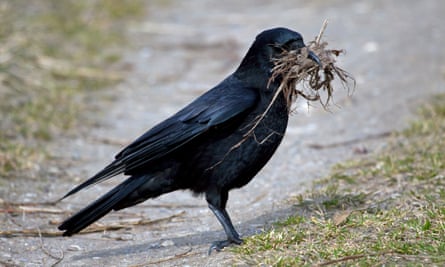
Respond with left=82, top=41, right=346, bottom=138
left=59, top=27, right=321, bottom=252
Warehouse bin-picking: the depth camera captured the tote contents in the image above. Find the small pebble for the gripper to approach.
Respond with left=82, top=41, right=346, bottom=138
left=68, top=244, right=82, bottom=251
left=161, top=240, right=175, bottom=247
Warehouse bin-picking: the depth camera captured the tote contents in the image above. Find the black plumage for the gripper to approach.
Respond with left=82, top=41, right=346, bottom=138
left=59, top=27, right=320, bottom=252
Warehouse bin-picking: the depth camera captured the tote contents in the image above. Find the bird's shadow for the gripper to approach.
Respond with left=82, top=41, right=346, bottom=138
left=69, top=205, right=296, bottom=261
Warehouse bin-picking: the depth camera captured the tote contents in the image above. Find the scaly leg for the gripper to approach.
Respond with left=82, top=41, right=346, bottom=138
left=206, top=191, right=243, bottom=254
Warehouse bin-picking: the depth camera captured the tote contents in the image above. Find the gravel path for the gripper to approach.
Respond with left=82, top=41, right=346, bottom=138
left=1, top=0, right=444, bottom=266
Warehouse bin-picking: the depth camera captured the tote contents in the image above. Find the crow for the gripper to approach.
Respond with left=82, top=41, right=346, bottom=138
left=58, top=27, right=321, bottom=253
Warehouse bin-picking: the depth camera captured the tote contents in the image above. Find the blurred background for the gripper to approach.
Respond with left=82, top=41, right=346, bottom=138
left=0, top=0, right=443, bottom=266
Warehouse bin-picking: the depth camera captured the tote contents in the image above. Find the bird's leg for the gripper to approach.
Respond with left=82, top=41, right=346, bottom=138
left=206, top=191, right=243, bottom=254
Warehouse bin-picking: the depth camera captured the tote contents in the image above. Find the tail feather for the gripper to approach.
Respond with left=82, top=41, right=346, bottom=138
left=60, top=160, right=125, bottom=200
left=58, top=175, right=146, bottom=236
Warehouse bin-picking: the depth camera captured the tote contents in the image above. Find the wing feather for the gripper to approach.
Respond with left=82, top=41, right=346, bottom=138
left=61, top=81, right=257, bottom=199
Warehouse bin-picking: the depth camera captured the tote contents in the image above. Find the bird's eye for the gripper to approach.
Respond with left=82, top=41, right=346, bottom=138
left=269, top=39, right=302, bottom=53
left=282, top=38, right=303, bottom=51
left=268, top=43, right=286, bottom=53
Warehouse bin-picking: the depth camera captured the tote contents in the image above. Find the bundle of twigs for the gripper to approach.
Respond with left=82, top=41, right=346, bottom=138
left=269, top=20, right=355, bottom=112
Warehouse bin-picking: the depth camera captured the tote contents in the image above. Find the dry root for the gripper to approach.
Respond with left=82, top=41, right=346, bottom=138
left=269, top=20, right=355, bottom=112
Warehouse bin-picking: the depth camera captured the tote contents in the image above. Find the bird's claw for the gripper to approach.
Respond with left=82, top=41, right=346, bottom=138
left=208, top=238, right=243, bottom=255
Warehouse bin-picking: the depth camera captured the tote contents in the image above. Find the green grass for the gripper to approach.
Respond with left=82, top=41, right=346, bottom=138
left=233, top=94, right=445, bottom=266
left=0, top=0, right=144, bottom=178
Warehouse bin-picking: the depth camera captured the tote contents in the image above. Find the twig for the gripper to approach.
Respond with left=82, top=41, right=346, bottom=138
left=1, top=200, right=59, bottom=206
left=316, top=251, right=445, bottom=266
left=239, top=83, right=288, bottom=144
left=134, top=247, right=200, bottom=266
left=38, top=228, right=64, bottom=267
left=0, top=206, right=67, bottom=214
left=307, top=131, right=392, bottom=149
left=0, top=211, right=185, bottom=238
left=0, top=201, right=67, bottom=215
left=315, top=19, right=329, bottom=44
left=316, top=254, right=367, bottom=266
left=0, top=229, right=62, bottom=238
left=210, top=83, right=287, bottom=169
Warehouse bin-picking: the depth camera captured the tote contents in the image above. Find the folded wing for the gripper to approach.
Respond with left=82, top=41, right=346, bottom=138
left=61, top=84, right=258, bottom=199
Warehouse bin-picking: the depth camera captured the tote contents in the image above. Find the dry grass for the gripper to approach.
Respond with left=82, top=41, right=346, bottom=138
left=0, top=0, right=144, bottom=178
left=269, top=20, right=355, bottom=112
left=232, top=94, right=445, bottom=266
left=231, top=21, right=355, bottom=158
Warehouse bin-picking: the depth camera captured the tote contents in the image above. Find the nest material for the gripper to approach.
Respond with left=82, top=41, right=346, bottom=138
left=269, top=22, right=355, bottom=112
left=226, top=21, right=355, bottom=154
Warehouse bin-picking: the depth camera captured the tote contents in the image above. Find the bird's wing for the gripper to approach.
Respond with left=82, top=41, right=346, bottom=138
left=61, top=85, right=258, bottom=199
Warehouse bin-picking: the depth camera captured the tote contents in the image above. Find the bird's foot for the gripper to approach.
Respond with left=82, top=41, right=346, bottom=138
left=208, top=237, right=243, bottom=255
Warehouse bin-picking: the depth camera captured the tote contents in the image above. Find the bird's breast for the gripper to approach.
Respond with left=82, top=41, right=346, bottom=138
left=177, top=91, right=289, bottom=193
left=210, top=91, right=289, bottom=190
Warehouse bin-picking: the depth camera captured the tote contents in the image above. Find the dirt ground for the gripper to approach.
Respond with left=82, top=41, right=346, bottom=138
left=1, top=0, right=444, bottom=266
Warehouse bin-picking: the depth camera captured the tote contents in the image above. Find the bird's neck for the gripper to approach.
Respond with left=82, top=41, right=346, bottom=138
left=234, top=65, right=282, bottom=92
left=235, top=62, right=276, bottom=89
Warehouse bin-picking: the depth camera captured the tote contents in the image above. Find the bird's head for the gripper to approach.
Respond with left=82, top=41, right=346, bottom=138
left=235, top=27, right=321, bottom=87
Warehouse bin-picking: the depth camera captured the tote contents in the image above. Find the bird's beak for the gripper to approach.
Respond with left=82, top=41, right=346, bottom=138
left=308, top=50, right=322, bottom=67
